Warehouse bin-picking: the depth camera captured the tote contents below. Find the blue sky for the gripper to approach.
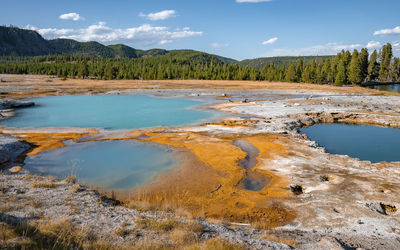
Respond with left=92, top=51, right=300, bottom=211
left=2, top=0, right=400, bottom=60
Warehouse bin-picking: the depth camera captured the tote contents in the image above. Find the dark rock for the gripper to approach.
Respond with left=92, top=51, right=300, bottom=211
left=380, top=203, right=397, bottom=215
left=0, top=150, right=10, bottom=164
left=0, top=100, right=35, bottom=109
left=290, top=184, right=304, bottom=195
left=319, top=175, right=330, bottom=182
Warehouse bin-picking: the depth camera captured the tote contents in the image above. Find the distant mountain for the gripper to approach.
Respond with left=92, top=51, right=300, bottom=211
left=48, top=39, right=117, bottom=57
left=0, top=26, right=53, bottom=56
left=239, top=56, right=333, bottom=70
left=107, top=44, right=139, bottom=58
left=0, top=26, right=238, bottom=64
left=1, top=25, right=334, bottom=70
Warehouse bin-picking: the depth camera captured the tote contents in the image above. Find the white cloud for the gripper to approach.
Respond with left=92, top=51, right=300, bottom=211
left=262, top=37, right=278, bottom=45
left=26, top=22, right=202, bottom=46
left=59, top=12, right=84, bottom=21
left=236, top=0, right=273, bottom=2
left=262, top=42, right=363, bottom=57
left=211, top=43, right=229, bottom=48
left=159, top=40, right=172, bottom=45
left=374, top=26, right=400, bottom=36
left=366, top=41, right=381, bottom=50
left=139, top=10, right=177, bottom=21
left=393, top=41, right=400, bottom=52
left=25, top=25, right=73, bottom=36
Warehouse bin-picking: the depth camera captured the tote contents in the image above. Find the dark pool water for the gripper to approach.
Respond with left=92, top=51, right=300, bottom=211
left=23, top=140, right=179, bottom=190
left=301, top=124, right=400, bottom=163
left=237, top=172, right=269, bottom=191
left=233, top=139, right=268, bottom=191
left=366, top=83, right=400, bottom=93
left=0, top=95, right=216, bottom=129
left=233, top=139, right=259, bottom=170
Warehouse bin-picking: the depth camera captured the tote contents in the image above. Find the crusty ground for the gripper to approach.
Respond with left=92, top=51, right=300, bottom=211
left=1, top=74, right=400, bottom=249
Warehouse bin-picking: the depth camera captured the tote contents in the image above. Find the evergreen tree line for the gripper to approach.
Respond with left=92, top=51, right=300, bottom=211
left=265, top=43, right=399, bottom=85
left=0, top=43, right=399, bottom=85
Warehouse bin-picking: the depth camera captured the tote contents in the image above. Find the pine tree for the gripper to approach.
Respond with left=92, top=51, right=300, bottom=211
left=379, top=43, right=393, bottom=81
left=309, top=60, right=317, bottom=83
left=321, top=59, right=332, bottom=83
left=348, top=50, right=363, bottom=84
left=335, top=60, right=347, bottom=86
left=391, top=58, right=400, bottom=82
left=368, top=50, right=380, bottom=81
left=301, top=66, right=311, bottom=83
left=359, top=48, right=369, bottom=81
left=285, top=61, right=297, bottom=82
left=296, top=59, right=303, bottom=81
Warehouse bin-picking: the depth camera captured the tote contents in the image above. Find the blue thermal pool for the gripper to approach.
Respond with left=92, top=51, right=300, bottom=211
left=23, top=140, right=179, bottom=190
left=301, top=123, right=400, bottom=163
left=0, top=94, right=216, bottom=129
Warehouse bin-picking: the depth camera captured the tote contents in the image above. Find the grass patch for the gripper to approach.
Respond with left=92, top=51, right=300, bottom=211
left=65, top=176, right=77, bottom=184
left=0, top=223, right=18, bottom=242
left=186, top=237, right=246, bottom=250
left=114, top=227, right=132, bottom=238
left=0, top=218, right=90, bottom=249
left=135, top=217, right=203, bottom=234
left=169, top=228, right=197, bottom=245
left=32, top=181, right=57, bottom=188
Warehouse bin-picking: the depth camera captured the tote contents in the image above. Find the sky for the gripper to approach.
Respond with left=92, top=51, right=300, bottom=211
left=2, top=0, right=400, bottom=60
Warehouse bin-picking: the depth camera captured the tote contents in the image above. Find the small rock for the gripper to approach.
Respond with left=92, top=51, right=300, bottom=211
left=290, top=184, right=303, bottom=195
left=320, top=175, right=330, bottom=182
left=333, top=207, right=343, bottom=213
left=9, top=166, right=22, bottom=173
left=380, top=202, right=397, bottom=215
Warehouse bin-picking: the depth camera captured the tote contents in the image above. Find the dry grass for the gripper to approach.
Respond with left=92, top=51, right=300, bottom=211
left=35, top=218, right=88, bottom=246
left=0, top=223, right=18, bottom=242
left=28, top=198, right=41, bottom=208
left=65, top=175, right=77, bottom=184
left=135, top=217, right=203, bottom=234
left=23, top=174, right=42, bottom=181
left=114, top=227, right=132, bottom=237
left=136, top=217, right=178, bottom=232
left=0, top=202, right=25, bottom=212
left=185, top=238, right=246, bottom=250
left=0, top=218, right=100, bottom=249
left=132, top=217, right=244, bottom=249
left=169, top=228, right=198, bottom=245
left=31, top=181, right=57, bottom=188
left=126, top=200, right=158, bottom=212
left=71, top=183, right=83, bottom=193
left=128, top=237, right=245, bottom=250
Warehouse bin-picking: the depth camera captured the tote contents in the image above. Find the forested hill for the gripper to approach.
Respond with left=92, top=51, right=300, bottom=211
left=239, top=56, right=332, bottom=70
left=1, top=25, right=399, bottom=85
left=0, top=26, right=236, bottom=63
left=1, top=25, right=334, bottom=70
